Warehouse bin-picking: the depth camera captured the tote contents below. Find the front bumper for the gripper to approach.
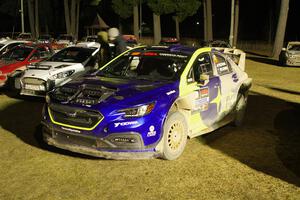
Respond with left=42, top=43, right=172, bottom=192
left=42, top=122, right=158, bottom=159
left=20, top=78, right=55, bottom=97
left=286, top=57, right=300, bottom=66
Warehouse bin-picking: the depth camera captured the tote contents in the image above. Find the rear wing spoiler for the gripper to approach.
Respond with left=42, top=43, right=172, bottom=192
left=215, top=48, right=246, bottom=71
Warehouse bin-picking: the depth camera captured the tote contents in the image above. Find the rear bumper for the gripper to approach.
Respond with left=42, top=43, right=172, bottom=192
left=42, top=122, right=158, bottom=159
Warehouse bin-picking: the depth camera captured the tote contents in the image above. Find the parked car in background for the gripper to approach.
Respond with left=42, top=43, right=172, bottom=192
left=123, top=34, right=138, bottom=48
left=20, top=42, right=100, bottom=97
left=52, top=34, right=75, bottom=52
left=38, top=34, right=54, bottom=44
left=279, top=41, right=300, bottom=66
left=159, top=37, right=180, bottom=45
left=0, top=38, right=29, bottom=56
left=16, top=33, right=34, bottom=41
left=42, top=45, right=252, bottom=160
left=202, top=40, right=232, bottom=48
left=85, top=35, right=98, bottom=42
left=0, top=43, right=53, bottom=88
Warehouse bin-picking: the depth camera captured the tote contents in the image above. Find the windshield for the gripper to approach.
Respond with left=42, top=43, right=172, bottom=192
left=288, top=44, right=300, bottom=51
left=48, top=47, right=94, bottom=63
left=0, top=46, right=32, bottom=61
left=97, top=50, right=188, bottom=81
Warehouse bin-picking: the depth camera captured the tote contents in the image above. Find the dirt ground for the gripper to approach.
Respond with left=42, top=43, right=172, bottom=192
left=0, top=57, right=299, bottom=199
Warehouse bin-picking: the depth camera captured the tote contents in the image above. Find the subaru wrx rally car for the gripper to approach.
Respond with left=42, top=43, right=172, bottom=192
left=42, top=45, right=252, bottom=160
left=20, top=42, right=100, bottom=97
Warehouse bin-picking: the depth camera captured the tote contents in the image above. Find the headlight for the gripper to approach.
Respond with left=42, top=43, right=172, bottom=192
left=119, top=102, right=155, bottom=117
left=51, top=70, right=75, bottom=79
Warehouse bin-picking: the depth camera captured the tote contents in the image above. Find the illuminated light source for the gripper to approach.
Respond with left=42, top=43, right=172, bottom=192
left=143, top=52, right=158, bottom=56
left=131, top=52, right=141, bottom=56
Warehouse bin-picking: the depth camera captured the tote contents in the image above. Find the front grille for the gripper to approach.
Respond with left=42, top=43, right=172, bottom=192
left=22, top=77, right=45, bottom=85
left=49, top=104, right=103, bottom=129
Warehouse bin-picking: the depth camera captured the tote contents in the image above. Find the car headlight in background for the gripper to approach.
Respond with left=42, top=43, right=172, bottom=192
left=119, top=102, right=155, bottom=117
left=51, top=70, right=75, bottom=79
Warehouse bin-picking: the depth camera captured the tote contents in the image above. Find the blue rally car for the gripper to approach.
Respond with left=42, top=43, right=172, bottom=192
left=42, top=45, right=252, bottom=160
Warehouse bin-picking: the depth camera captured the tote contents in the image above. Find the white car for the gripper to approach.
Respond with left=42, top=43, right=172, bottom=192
left=20, top=42, right=100, bottom=97
left=279, top=41, right=300, bottom=66
left=0, top=38, right=29, bottom=56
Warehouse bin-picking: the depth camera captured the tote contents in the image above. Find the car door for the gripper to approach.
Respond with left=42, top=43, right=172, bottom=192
left=182, top=52, right=221, bottom=134
left=211, top=52, right=238, bottom=115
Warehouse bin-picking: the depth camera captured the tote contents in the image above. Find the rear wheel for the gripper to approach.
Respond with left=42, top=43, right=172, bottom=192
left=162, top=112, right=187, bottom=160
left=234, top=94, right=247, bottom=126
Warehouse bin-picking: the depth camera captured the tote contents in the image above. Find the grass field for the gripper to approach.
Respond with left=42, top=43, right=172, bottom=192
left=0, top=57, right=299, bottom=199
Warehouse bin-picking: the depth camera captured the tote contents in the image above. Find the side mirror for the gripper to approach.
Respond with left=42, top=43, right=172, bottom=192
left=198, top=74, right=209, bottom=85
left=282, top=48, right=286, bottom=51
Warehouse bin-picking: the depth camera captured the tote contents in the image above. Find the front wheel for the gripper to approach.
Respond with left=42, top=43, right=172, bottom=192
left=161, top=112, right=188, bottom=160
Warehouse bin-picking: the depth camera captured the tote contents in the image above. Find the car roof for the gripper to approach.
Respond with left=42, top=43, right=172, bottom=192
left=288, top=41, right=300, bottom=45
left=0, top=38, right=29, bottom=45
left=145, top=45, right=197, bottom=55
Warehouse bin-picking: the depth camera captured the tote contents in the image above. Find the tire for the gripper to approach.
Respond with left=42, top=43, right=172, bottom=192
left=234, top=94, right=247, bottom=127
left=161, top=112, right=188, bottom=160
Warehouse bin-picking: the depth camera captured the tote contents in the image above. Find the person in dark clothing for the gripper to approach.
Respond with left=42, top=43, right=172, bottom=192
left=108, top=28, right=127, bottom=56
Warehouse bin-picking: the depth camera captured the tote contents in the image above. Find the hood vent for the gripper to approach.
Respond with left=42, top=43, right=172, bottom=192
left=52, top=84, right=116, bottom=105
left=28, top=64, right=51, bottom=70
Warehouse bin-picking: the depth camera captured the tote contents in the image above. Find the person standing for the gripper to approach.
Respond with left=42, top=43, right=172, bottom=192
left=97, top=30, right=112, bottom=67
left=108, top=28, right=127, bottom=57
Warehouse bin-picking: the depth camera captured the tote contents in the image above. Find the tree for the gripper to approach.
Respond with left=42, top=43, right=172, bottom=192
left=147, top=0, right=174, bottom=44
left=172, top=0, right=201, bottom=40
left=272, top=0, right=289, bottom=59
left=64, top=0, right=80, bottom=39
left=203, top=0, right=213, bottom=41
left=112, top=0, right=141, bottom=39
left=233, top=0, right=239, bottom=47
left=27, top=0, right=36, bottom=38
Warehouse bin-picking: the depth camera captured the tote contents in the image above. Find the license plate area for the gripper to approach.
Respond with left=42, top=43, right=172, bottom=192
left=25, top=84, right=45, bottom=91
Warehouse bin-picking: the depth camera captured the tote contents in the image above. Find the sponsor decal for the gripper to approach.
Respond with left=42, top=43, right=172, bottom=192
left=166, top=90, right=176, bottom=95
left=216, top=62, right=227, bottom=68
left=194, top=87, right=210, bottom=111
left=61, top=127, right=81, bottom=133
left=159, top=53, right=187, bottom=58
left=147, top=125, right=156, bottom=137
left=114, top=121, right=138, bottom=128
left=199, top=87, right=209, bottom=98
left=232, top=73, right=239, bottom=82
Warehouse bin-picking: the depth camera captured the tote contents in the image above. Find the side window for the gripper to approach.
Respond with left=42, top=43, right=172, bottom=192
left=188, top=53, right=213, bottom=83
left=30, top=51, right=40, bottom=60
left=37, top=47, right=51, bottom=59
left=212, top=53, right=232, bottom=75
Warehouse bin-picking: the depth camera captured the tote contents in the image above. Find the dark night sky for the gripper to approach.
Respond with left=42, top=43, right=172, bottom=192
left=1, top=0, right=300, bottom=42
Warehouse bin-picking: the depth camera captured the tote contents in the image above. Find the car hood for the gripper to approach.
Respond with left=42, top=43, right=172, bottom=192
left=24, top=61, right=79, bottom=79
left=50, top=75, right=179, bottom=107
